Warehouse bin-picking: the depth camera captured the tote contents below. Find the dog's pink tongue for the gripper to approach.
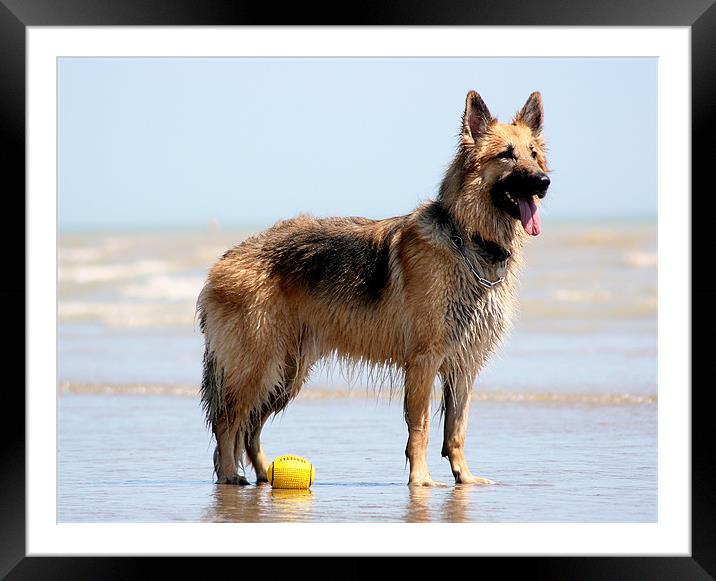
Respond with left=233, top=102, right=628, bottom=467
left=518, top=197, right=541, bottom=236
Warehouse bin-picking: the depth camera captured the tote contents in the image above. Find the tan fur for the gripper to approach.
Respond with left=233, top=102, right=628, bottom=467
left=197, top=91, right=549, bottom=486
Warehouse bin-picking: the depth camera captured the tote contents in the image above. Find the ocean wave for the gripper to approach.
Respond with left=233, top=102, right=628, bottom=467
left=470, top=391, right=656, bottom=405
left=59, top=260, right=174, bottom=284
left=58, top=247, right=104, bottom=263
left=193, top=244, right=237, bottom=263
left=58, top=381, right=200, bottom=397
left=568, top=229, right=648, bottom=248
left=57, top=382, right=657, bottom=406
left=636, top=296, right=658, bottom=310
left=553, top=289, right=612, bottom=303
left=623, top=252, right=657, bottom=268
left=59, top=301, right=195, bottom=327
left=120, top=275, right=205, bottom=301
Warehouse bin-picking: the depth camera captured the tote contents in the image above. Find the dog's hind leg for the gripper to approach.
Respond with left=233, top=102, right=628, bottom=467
left=440, top=369, right=494, bottom=485
left=244, top=350, right=313, bottom=483
left=244, top=408, right=272, bottom=484
left=213, top=415, right=250, bottom=485
left=213, top=349, right=283, bottom=485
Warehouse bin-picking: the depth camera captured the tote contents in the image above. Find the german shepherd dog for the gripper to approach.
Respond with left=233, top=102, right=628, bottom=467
left=197, top=91, right=550, bottom=487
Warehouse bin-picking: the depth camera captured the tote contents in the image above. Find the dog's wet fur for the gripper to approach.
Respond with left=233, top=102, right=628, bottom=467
left=197, top=91, right=550, bottom=486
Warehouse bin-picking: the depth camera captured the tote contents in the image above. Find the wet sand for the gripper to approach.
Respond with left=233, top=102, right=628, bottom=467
left=58, top=393, right=656, bottom=523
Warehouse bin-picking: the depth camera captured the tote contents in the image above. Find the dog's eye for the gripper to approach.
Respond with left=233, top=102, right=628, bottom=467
left=497, top=147, right=516, bottom=160
left=531, top=149, right=538, bottom=159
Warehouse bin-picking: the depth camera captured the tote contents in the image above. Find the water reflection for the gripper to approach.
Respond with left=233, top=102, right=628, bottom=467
left=268, top=489, right=315, bottom=522
left=202, top=484, right=315, bottom=522
left=440, top=485, right=478, bottom=523
left=405, top=486, right=433, bottom=522
left=405, top=483, right=483, bottom=522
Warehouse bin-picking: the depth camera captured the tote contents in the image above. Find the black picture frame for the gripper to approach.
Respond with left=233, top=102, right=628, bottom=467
left=3, top=1, right=713, bottom=578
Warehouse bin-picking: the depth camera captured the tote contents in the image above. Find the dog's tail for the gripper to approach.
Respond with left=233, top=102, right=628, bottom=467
left=200, top=340, right=224, bottom=430
left=197, top=287, right=233, bottom=481
left=197, top=288, right=220, bottom=426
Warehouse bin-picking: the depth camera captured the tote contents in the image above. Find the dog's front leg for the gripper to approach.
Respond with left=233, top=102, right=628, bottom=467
left=403, top=355, right=447, bottom=487
left=441, top=372, right=494, bottom=485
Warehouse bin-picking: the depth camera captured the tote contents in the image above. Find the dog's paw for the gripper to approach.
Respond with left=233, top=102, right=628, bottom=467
left=408, top=477, right=449, bottom=488
left=218, top=474, right=251, bottom=485
left=455, top=474, right=495, bottom=485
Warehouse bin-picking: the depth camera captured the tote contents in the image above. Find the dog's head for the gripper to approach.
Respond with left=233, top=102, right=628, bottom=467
left=460, top=91, right=550, bottom=236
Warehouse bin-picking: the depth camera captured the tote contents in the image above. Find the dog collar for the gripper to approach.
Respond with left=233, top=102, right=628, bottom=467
left=450, top=234, right=509, bottom=288
left=427, top=201, right=511, bottom=264
left=450, top=231, right=511, bottom=266
left=427, top=201, right=511, bottom=288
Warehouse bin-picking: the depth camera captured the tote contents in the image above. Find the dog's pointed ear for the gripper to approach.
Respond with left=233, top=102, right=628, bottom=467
left=514, top=91, right=543, bottom=135
left=462, top=91, right=493, bottom=145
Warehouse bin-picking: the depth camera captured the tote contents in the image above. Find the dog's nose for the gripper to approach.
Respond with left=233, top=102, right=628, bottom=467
left=535, top=174, right=550, bottom=198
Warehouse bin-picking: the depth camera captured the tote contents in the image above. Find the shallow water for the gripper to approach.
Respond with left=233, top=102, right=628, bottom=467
left=57, top=221, right=657, bottom=522
left=58, top=394, right=656, bottom=523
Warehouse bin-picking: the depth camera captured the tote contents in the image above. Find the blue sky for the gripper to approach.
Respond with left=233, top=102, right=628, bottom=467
left=58, top=57, right=656, bottom=229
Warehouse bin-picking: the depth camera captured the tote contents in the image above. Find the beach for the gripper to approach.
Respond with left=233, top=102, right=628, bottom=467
left=59, top=393, right=656, bottom=523
left=57, top=221, right=657, bottom=523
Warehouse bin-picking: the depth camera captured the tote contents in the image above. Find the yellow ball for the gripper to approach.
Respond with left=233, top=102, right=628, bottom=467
left=267, top=455, right=315, bottom=490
